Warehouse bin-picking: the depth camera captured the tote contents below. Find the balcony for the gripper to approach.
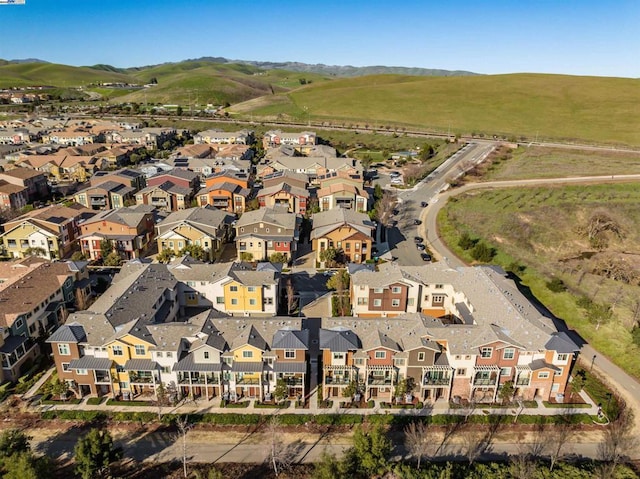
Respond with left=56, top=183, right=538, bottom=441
left=236, top=377, right=261, bottom=385
left=150, top=198, right=168, bottom=206
left=94, top=371, right=111, bottom=384
left=213, top=200, right=229, bottom=207
left=90, top=197, right=107, bottom=206
left=325, top=376, right=351, bottom=385
left=423, top=375, right=451, bottom=386
left=129, top=373, right=159, bottom=384
left=473, top=375, right=498, bottom=386
left=284, top=378, right=303, bottom=386
left=516, top=376, right=531, bottom=386
left=368, top=376, right=393, bottom=386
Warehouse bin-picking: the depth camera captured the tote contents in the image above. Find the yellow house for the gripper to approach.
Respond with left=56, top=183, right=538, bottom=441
left=228, top=325, right=267, bottom=399
left=105, top=328, right=157, bottom=400
left=223, top=279, right=264, bottom=314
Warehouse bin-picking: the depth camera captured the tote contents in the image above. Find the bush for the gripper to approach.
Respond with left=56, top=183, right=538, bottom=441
left=367, top=400, right=375, bottom=408
left=546, top=277, right=567, bottom=293
left=471, top=241, right=495, bottom=262
left=631, top=326, right=640, bottom=348
left=458, top=232, right=476, bottom=250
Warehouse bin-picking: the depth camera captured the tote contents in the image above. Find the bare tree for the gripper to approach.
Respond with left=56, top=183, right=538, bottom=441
left=597, top=401, right=637, bottom=469
left=461, top=397, right=477, bottom=423
left=462, top=427, right=486, bottom=465
left=510, top=442, right=537, bottom=479
left=404, top=420, right=432, bottom=469
left=527, top=418, right=548, bottom=459
left=374, top=190, right=397, bottom=228
left=175, top=415, right=191, bottom=479
left=266, top=415, right=295, bottom=476
left=285, top=277, right=296, bottom=315
left=548, top=410, right=575, bottom=472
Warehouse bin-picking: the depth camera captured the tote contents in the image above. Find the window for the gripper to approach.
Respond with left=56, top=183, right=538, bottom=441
left=355, top=358, right=365, bottom=366
left=161, top=366, right=171, bottom=374
left=503, top=348, right=515, bottom=360
left=394, top=358, right=405, bottom=366
left=480, top=347, right=493, bottom=358
left=456, top=368, right=466, bottom=376
left=465, top=355, right=471, bottom=360
left=242, top=350, right=253, bottom=358
left=204, top=351, right=210, bottom=360
left=391, top=286, right=401, bottom=294
left=455, top=355, right=461, bottom=360
left=557, top=353, right=568, bottom=362
left=284, top=350, right=295, bottom=359
left=134, top=345, right=145, bottom=356
left=538, top=371, right=550, bottom=379
left=216, top=297, right=224, bottom=304
left=156, top=352, right=163, bottom=358
left=61, top=363, right=70, bottom=372
left=373, top=288, right=384, bottom=294
left=231, top=298, right=238, bottom=305
left=357, top=298, right=368, bottom=305
left=373, top=299, right=382, bottom=307
left=391, top=299, right=400, bottom=307
left=57, top=344, right=70, bottom=356
left=554, top=367, right=564, bottom=377
left=407, top=298, right=414, bottom=306
left=230, top=285, right=238, bottom=292
left=112, top=345, right=123, bottom=356
left=77, top=369, right=88, bottom=375
left=500, top=367, right=511, bottom=377
left=432, top=295, right=445, bottom=305
left=264, top=297, right=273, bottom=305
left=417, top=352, right=425, bottom=362
left=15, top=318, right=24, bottom=329
left=374, top=351, right=386, bottom=359
left=435, top=284, right=444, bottom=289
left=332, top=352, right=344, bottom=360
left=249, top=299, right=257, bottom=306
left=551, top=383, right=560, bottom=392
left=248, top=286, right=256, bottom=292
left=166, top=352, right=173, bottom=358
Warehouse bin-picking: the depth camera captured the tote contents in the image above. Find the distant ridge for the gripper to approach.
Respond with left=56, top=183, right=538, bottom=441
left=186, top=56, right=479, bottom=77
left=7, top=58, right=49, bottom=64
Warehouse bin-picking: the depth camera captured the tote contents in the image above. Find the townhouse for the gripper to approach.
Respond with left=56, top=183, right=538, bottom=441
left=91, top=168, right=147, bottom=191
left=197, top=171, right=251, bottom=213
left=167, top=257, right=281, bottom=316
left=0, top=258, right=79, bottom=382
left=257, top=179, right=309, bottom=215
left=74, top=181, right=136, bottom=210
left=42, top=129, right=96, bottom=146
left=156, top=206, right=235, bottom=261
left=235, top=206, right=301, bottom=262
left=257, top=155, right=363, bottom=184
left=347, top=262, right=578, bottom=402
left=194, top=129, right=254, bottom=145
left=0, top=181, right=28, bottom=210
left=311, top=209, right=375, bottom=264
left=0, top=167, right=49, bottom=202
left=135, top=181, right=194, bottom=212
left=77, top=205, right=155, bottom=260
left=317, top=171, right=368, bottom=212
left=1, top=204, right=94, bottom=259
left=106, top=127, right=177, bottom=149
left=262, top=130, right=316, bottom=152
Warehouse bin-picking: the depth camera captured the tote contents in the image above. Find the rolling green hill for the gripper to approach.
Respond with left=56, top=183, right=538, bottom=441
left=235, top=73, right=640, bottom=146
left=0, top=62, right=133, bottom=87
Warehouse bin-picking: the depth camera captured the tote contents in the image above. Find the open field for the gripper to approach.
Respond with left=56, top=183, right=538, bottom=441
left=0, top=62, right=132, bottom=87
left=480, top=145, right=640, bottom=180
left=438, top=182, right=640, bottom=379
left=237, top=73, right=640, bottom=146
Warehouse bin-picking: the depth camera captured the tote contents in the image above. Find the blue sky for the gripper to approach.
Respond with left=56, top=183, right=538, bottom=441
left=0, top=0, right=638, bottom=77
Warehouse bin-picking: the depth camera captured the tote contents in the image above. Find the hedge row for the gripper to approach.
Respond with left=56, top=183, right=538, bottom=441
left=39, top=410, right=596, bottom=427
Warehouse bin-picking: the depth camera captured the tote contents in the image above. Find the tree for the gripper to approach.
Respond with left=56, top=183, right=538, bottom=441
left=351, top=424, right=391, bottom=477
left=342, top=380, right=359, bottom=400
left=153, top=382, right=171, bottom=421
left=50, top=378, right=70, bottom=400
left=285, top=278, right=296, bottom=315
left=570, top=370, right=586, bottom=401
left=179, top=243, right=206, bottom=261
left=239, top=252, right=254, bottom=262
left=273, top=378, right=288, bottom=404
left=311, top=451, right=342, bottom=479
left=74, top=429, right=122, bottom=479
left=2, top=451, right=48, bottom=479
left=404, top=420, right=432, bottom=469
left=102, top=251, right=123, bottom=267
left=157, top=248, right=176, bottom=263
left=129, top=153, right=141, bottom=165
left=458, top=232, right=475, bottom=250
left=175, top=415, right=191, bottom=479
left=327, top=270, right=350, bottom=317
left=498, top=381, right=515, bottom=404
left=373, top=184, right=383, bottom=202
left=266, top=416, right=294, bottom=477
left=269, top=252, right=288, bottom=264
left=548, top=410, right=575, bottom=472
left=0, top=429, right=31, bottom=458
left=176, top=106, right=183, bottom=117
left=245, top=198, right=259, bottom=211
left=23, top=247, right=47, bottom=257
left=99, top=239, right=114, bottom=259
left=586, top=301, right=614, bottom=331
left=71, top=251, right=87, bottom=261
left=470, top=241, right=495, bottom=263
left=319, top=247, right=337, bottom=267
left=373, top=191, right=397, bottom=228
left=597, top=402, right=637, bottom=470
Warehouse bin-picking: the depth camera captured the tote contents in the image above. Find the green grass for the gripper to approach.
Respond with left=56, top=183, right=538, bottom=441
left=106, top=399, right=154, bottom=406
left=238, top=73, right=640, bottom=146
left=86, top=397, right=106, bottom=406
left=542, top=402, right=592, bottom=409
left=438, top=183, right=640, bottom=380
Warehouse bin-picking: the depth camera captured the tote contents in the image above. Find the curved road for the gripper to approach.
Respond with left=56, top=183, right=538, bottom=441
left=420, top=173, right=640, bottom=452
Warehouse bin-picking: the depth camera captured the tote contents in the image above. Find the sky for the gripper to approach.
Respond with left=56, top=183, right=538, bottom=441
left=0, top=0, right=638, bottom=78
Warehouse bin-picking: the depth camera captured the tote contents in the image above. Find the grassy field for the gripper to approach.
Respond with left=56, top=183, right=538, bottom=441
left=480, top=145, right=640, bottom=180
left=237, top=73, right=640, bottom=146
left=438, top=183, right=640, bottom=379
left=0, top=62, right=132, bottom=87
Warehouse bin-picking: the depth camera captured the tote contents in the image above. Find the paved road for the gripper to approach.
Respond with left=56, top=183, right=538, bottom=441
left=422, top=173, right=640, bottom=445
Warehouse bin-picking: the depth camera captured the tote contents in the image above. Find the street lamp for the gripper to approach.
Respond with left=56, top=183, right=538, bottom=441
left=590, top=354, right=596, bottom=372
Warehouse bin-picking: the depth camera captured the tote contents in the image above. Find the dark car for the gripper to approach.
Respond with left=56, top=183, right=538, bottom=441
left=421, top=253, right=432, bottom=261
left=413, top=219, right=422, bottom=225
left=421, top=201, right=428, bottom=207
left=414, top=236, right=424, bottom=243
left=416, top=243, right=426, bottom=251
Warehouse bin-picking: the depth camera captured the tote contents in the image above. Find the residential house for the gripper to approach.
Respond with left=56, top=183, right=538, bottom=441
left=235, top=206, right=301, bottom=262
left=195, top=129, right=253, bottom=145
left=311, top=209, right=375, bottom=264
left=1, top=204, right=94, bottom=259
left=77, top=205, right=155, bottom=260
left=74, top=181, right=136, bottom=210
left=317, top=171, right=368, bottom=212
left=167, top=258, right=281, bottom=316
left=0, top=167, right=49, bottom=201
left=0, top=181, right=28, bottom=210
left=1, top=259, right=77, bottom=382
left=42, top=129, right=96, bottom=146
left=198, top=171, right=251, bottom=213
left=262, top=130, right=316, bottom=153
left=319, top=326, right=361, bottom=400
left=135, top=181, right=194, bottom=212
left=91, top=168, right=146, bottom=191
left=147, top=169, right=200, bottom=193
left=257, top=180, right=309, bottom=215
left=0, top=128, right=31, bottom=145
left=257, top=155, right=363, bottom=184
left=261, top=171, right=308, bottom=190
left=106, top=127, right=177, bottom=149
left=156, top=206, right=235, bottom=261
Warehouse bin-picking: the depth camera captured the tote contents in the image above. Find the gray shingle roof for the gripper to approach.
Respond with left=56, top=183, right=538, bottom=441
left=545, top=332, right=579, bottom=353
left=173, top=355, right=222, bottom=372
left=273, top=362, right=306, bottom=373
left=124, top=359, right=159, bottom=371
left=272, top=329, right=309, bottom=350
left=319, top=327, right=360, bottom=352
left=46, top=324, right=86, bottom=343
left=310, top=209, right=375, bottom=240
left=68, top=357, right=113, bottom=370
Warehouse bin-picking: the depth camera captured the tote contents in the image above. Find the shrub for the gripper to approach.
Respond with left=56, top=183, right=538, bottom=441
left=631, top=326, right=640, bottom=348
left=471, top=242, right=495, bottom=262
left=546, top=277, right=567, bottom=293
left=458, top=232, right=475, bottom=250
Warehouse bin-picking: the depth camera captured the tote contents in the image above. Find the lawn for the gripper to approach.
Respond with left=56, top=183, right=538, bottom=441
left=438, top=182, right=640, bottom=380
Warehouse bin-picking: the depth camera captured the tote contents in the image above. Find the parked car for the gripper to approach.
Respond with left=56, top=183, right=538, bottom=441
left=421, top=201, right=428, bottom=207
left=414, top=219, right=422, bottom=225
left=421, top=253, right=432, bottom=261
left=414, top=236, right=424, bottom=243
left=416, top=243, right=426, bottom=251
